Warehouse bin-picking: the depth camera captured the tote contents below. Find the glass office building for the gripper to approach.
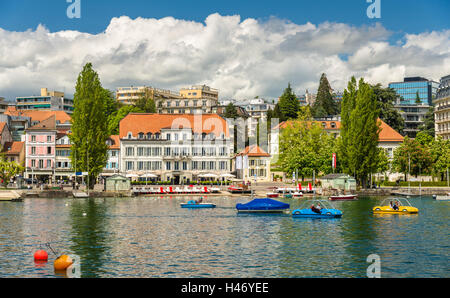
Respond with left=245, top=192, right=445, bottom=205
left=389, top=77, right=439, bottom=106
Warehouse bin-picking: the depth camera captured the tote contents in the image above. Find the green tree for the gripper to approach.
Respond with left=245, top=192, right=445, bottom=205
left=371, top=84, right=405, bottom=135
left=392, top=137, right=433, bottom=180
left=277, top=83, right=300, bottom=121
left=429, top=136, right=450, bottom=181
left=108, top=105, right=144, bottom=135
left=312, top=73, right=338, bottom=117
left=338, top=77, right=381, bottom=188
left=133, top=89, right=156, bottom=113
left=418, top=106, right=435, bottom=137
left=69, top=63, right=110, bottom=189
left=224, top=102, right=239, bottom=119
left=0, top=148, right=24, bottom=188
left=279, top=110, right=337, bottom=180
left=415, top=91, right=422, bottom=104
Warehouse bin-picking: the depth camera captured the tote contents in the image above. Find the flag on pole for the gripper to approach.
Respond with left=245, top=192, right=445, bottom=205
left=332, top=153, right=337, bottom=169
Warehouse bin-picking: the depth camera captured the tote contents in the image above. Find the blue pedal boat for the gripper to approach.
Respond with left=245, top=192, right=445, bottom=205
left=181, top=200, right=216, bottom=209
left=236, top=198, right=290, bottom=213
left=292, top=200, right=342, bottom=218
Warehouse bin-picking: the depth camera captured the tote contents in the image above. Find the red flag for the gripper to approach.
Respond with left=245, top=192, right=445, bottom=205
left=298, top=183, right=302, bottom=191
left=332, top=153, right=337, bottom=169
left=308, top=183, right=312, bottom=191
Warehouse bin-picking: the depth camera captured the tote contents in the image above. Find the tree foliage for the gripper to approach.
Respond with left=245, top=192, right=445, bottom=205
left=277, top=83, right=300, bottom=122
left=371, top=84, right=405, bottom=135
left=312, top=73, right=338, bottom=117
left=279, top=110, right=337, bottom=179
left=69, top=63, right=110, bottom=189
left=338, top=77, right=381, bottom=188
left=392, top=136, right=433, bottom=178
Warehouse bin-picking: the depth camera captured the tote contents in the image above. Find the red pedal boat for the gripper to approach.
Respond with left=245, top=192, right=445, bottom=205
left=329, top=194, right=358, bottom=201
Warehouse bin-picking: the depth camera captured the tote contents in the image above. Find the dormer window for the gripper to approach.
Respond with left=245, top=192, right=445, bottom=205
left=322, top=122, right=326, bottom=128
left=331, top=122, right=336, bottom=128
left=138, top=132, right=144, bottom=139
left=147, top=132, right=153, bottom=139
left=127, top=132, right=133, bottom=139
left=155, top=133, right=160, bottom=140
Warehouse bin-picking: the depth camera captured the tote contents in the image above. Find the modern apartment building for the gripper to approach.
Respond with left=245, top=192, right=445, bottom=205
left=0, top=97, right=9, bottom=114
left=161, top=85, right=219, bottom=114
left=16, top=88, right=74, bottom=114
left=389, top=77, right=439, bottom=138
left=119, top=113, right=233, bottom=184
left=434, top=74, right=450, bottom=140
left=234, top=145, right=271, bottom=182
left=116, top=86, right=182, bottom=106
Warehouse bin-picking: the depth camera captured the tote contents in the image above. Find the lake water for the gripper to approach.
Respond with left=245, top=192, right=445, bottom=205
left=0, top=196, right=448, bottom=278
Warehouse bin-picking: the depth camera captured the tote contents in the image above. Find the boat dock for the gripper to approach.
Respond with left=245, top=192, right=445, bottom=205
left=0, top=190, right=23, bottom=202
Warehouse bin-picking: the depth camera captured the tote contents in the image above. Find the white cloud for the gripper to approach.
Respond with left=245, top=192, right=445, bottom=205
left=0, top=14, right=449, bottom=101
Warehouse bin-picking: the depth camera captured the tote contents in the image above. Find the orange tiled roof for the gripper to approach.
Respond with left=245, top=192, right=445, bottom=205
left=275, top=119, right=403, bottom=142
left=27, top=115, right=57, bottom=130
left=378, top=119, right=404, bottom=142
left=237, top=145, right=270, bottom=157
left=108, top=135, right=120, bottom=149
left=3, top=141, right=24, bottom=155
left=119, top=113, right=230, bottom=139
left=5, top=107, right=71, bottom=124
left=0, top=122, right=6, bottom=133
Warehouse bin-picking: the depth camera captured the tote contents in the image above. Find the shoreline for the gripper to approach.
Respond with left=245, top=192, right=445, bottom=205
left=2, top=185, right=448, bottom=199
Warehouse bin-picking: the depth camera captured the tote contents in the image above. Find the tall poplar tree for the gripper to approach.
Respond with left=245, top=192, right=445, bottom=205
left=70, top=63, right=110, bottom=189
left=338, top=77, right=380, bottom=188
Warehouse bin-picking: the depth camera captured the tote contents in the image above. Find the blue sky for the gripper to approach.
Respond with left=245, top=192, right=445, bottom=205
left=0, top=0, right=448, bottom=34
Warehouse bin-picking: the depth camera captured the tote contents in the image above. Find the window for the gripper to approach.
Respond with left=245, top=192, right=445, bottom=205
left=31, top=135, right=36, bottom=142
left=184, top=100, right=189, bottom=107
left=126, top=147, right=135, bottom=156
left=137, top=161, right=144, bottom=170
left=166, top=162, right=171, bottom=171
left=127, top=132, right=133, bottom=139
left=174, top=161, right=179, bottom=171
left=164, top=147, right=171, bottom=156
left=182, top=162, right=188, bottom=170
left=192, top=161, right=198, bottom=170
left=46, top=160, right=51, bottom=168
left=47, top=147, right=52, bottom=154
left=138, top=133, right=144, bottom=139
left=126, top=161, right=134, bottom=171
left=137, top=147, right=145, bottom=156
left=111, top=151, right=116, bottom=157
left=147, top=133, right=152, bottom=139
left=166, top=133, right=171, bottom=141
left=47, top=136, right=52, bottom=142
left=31, top=160, right=36, bottom=167
left=31, top=147, right=36, bottom=155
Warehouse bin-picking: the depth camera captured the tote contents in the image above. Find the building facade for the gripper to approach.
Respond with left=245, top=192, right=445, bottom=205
left=24, top=116, right=57, bottom=182
left=103, top=135, right=121, bottom=175
left=434, top=74, right=450, bottom=140
left=234, top=145, right=271, bottom=182
left=389, top=77, right=439, bottom=138
left=119, top=113, right=233, bottom=184
left=55, top=133, right=72, bottom=181
left=16, top=88, right=74, bottom=114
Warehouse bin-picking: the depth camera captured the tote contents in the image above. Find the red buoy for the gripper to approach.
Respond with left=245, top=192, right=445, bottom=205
left=34, top=250, right=48, bottom=262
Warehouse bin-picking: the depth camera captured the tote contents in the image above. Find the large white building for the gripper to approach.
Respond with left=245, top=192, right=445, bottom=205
left=435, top=74, right=450, bottom=140
left=119, top=113, right=233, bottom=184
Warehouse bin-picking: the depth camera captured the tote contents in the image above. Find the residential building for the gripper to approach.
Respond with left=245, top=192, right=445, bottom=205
left=0, top=97, right=8, bottom=114
left=116, top=86, right=182, bottom=106
left=103, top=135, right=121, bottom=175
left=119, top=113, right=233, bottom=184
left=4, top=107, right=72, bottom=140
left=270, top=118, right=404, bottom=165
left=175, top=85, right=219, bottom=114
left=233, top=145, right=271, bottom=182
left=434, top=74, right=450, bottom=140
left=16, top=88, right=74, bottom=114
left=24, top=115, right=57, bottom=182
left=55, top=133, right=72, bottom=181
left=389, top=77, right=439, bottom=138
left=0, top=122, right=13, bottom=147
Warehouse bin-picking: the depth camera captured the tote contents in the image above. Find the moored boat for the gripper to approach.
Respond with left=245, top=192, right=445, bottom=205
left=266, top=192, right=279, bottom=198
left=181, top=200, right=216, bottom=208
left=372, top=198, right=419, bottom=214
left=236, top=198, right=290, bottom=213
left=329, top=194, right=358, bottom=201
left=292, top=200, right=342, bottom=218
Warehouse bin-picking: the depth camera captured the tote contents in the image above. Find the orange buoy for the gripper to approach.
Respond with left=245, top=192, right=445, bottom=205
left=34, top=250, right=48, bottom=262
left=54, top=255, right=73, bottom=271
